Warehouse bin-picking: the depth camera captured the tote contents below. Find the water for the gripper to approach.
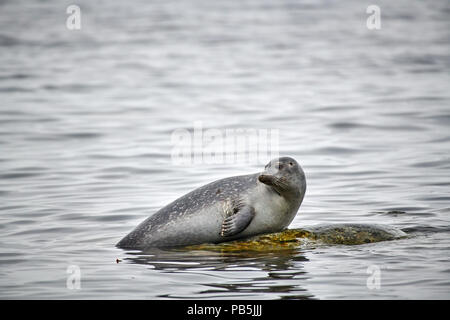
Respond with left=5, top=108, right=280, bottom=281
left=0, top=0, right=449, bottom=299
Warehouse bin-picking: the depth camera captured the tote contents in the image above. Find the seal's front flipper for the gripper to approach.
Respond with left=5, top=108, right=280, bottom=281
left=221, top=205, right=255, bottom=237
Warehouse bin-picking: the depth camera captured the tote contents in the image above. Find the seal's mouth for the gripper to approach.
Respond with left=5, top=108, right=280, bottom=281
left=258, top=174, right=288, bottom=196
left=258, top=174, right=273, bottom=184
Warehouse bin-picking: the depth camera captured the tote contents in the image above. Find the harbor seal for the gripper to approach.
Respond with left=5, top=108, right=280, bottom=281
left=117, top=156, right=307, bottom=249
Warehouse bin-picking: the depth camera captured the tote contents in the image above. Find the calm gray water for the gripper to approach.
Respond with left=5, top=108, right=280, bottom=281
left=0, top=0, right=449, bottom=299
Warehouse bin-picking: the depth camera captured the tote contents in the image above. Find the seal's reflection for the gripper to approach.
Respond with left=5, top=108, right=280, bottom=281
left=122, top=247, right=314, bottom=299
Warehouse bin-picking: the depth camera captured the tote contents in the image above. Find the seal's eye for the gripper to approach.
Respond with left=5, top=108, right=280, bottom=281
left=289, top=162, right=293, bottom=166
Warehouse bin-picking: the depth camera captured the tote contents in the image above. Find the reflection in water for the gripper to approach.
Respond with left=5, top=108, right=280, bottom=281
left=118, top=222, right=410, bottom=299
left=123, top=247, right=314, bottom=299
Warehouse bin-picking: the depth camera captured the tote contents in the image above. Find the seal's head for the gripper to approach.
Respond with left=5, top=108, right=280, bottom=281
left=258, top=157, right=306, bottom=200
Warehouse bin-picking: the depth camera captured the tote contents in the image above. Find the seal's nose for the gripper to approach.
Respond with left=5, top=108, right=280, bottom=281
left=258, top=174, right=272, bottom=184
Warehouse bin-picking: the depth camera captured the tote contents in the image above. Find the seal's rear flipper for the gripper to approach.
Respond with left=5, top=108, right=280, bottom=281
left=221, top=205, right=255, bottom=237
